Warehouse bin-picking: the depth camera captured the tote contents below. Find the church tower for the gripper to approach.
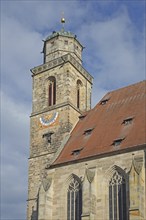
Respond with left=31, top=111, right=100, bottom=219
left=27, top=19, right=93, bottom=219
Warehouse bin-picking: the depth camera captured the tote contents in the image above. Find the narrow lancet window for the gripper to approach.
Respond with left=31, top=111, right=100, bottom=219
left=77, top=80, right=82, bottom=109
left=48, top=76, right=56, bottom=106
left=67, top=176, right=82, bottom=220
left=109, top=170, right=127, bottom=220
left=77, top=87, right=80, bottom=108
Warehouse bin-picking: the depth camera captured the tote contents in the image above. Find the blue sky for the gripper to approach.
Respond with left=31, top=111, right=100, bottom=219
left=1, top=1, right=145, bottom=219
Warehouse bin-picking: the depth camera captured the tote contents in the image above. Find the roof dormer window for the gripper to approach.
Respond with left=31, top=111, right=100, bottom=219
left=71, top=148, right=83, bottom=156
left=122, top=117, right=134, bottom=125
left=112, top=138, right=125, bottom=147
left=84, top=128, right=94, bottom=136
left=100, top=98, right=110, bottom=105
left=79, top=114, right=86, bottom=120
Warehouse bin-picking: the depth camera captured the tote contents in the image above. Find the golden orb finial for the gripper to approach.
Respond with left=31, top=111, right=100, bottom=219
left=61, top=17, right=65, bottom=24
left=61, top=12, right=65, bottom=31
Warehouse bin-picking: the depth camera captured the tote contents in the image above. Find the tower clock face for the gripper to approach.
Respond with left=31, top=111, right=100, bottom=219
left=39, top=112, right=59, bottom=128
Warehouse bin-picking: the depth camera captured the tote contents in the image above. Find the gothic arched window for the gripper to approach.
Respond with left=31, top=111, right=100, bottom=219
left=67, top=177, right=82, bottom=220
left=48, top=76, right=56, bottom=106
left=109, top=171, right=127, bottom=220
left=77, top=80, right=82, bottom=109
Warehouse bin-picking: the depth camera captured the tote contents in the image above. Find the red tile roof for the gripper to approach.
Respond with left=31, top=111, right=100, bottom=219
left=53, top=81, right=146, bottom=166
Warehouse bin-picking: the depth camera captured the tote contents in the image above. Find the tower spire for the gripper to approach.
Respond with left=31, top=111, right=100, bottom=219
left=61, top=12, right=65, bottom=32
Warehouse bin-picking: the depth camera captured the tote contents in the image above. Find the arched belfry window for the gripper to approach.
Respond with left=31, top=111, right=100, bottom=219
left=109, top=170, right=127, bottom=220
left=48, top=76, right=56, bottom=106
left=67, top=176, right=82, bottom=220
left=76, top=80, right=82, bottom=109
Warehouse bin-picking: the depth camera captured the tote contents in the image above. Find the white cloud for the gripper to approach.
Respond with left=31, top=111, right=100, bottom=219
left=1, top=91, right=30, bottom=218
left=78, top=6, right=145, bottom=105
left=1, top=14, right=43, bottom=100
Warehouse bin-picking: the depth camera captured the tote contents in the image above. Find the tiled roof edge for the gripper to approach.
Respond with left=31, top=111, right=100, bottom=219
left=108, top=80, right=146, bottom=95
left=50, top=143, right=146, bottom=169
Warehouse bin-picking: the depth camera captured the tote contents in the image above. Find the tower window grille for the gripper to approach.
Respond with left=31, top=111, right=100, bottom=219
left=109, top=171, right=127, bottom=220
left=67, top=177, right=82, bottom=220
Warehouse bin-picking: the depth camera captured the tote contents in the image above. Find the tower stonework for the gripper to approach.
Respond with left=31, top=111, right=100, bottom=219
left=27, top=29, right=93, bottom=220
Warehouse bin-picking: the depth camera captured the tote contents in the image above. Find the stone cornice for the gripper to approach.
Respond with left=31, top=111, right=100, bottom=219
left=45, top=49, right=82, bottom=63
left=30, top=101, right=82, bottom=117
left=30, top=53, right=93, bottom=84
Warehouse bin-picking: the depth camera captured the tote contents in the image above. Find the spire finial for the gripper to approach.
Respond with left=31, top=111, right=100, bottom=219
left=61, top=12, right=65, bottom=31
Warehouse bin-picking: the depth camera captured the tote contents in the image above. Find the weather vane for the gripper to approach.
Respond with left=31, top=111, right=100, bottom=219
left=61, top=12, right=65, bottom=31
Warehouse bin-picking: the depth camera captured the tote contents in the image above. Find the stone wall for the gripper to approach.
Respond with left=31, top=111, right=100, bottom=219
left=31, top=61, right=92, bottom=114
left=33, top=149, right=146, bottom=220
left=45, top=35, right=83, bottom=64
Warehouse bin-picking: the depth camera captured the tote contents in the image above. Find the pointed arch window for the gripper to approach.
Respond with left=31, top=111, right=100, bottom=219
left=77, top=80, right=82, bottom=109
left=48, top=76, right=56, bottom=106
left=109, top=171, right=127, bottom=220
left=67, top=177, right=82, bottom=220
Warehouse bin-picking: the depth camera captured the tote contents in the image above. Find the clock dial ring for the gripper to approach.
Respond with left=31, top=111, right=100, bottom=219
left=40, top=112, right=58, bottom=126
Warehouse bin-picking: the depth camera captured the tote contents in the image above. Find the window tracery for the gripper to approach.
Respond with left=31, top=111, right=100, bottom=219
left=109, top=170, right=127, bottom=220
left=67, top=177, right=82, bottom=220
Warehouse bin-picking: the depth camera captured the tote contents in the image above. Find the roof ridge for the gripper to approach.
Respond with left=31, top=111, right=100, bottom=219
left=108, top=80, right=146, bottom=95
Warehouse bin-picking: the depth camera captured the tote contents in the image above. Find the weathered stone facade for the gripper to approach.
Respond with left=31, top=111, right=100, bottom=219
left=29, top=150, right=146, bottom=220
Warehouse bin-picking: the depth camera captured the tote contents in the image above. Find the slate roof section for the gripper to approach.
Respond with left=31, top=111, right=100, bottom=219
left=53, top=80, right=146, bottom=166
